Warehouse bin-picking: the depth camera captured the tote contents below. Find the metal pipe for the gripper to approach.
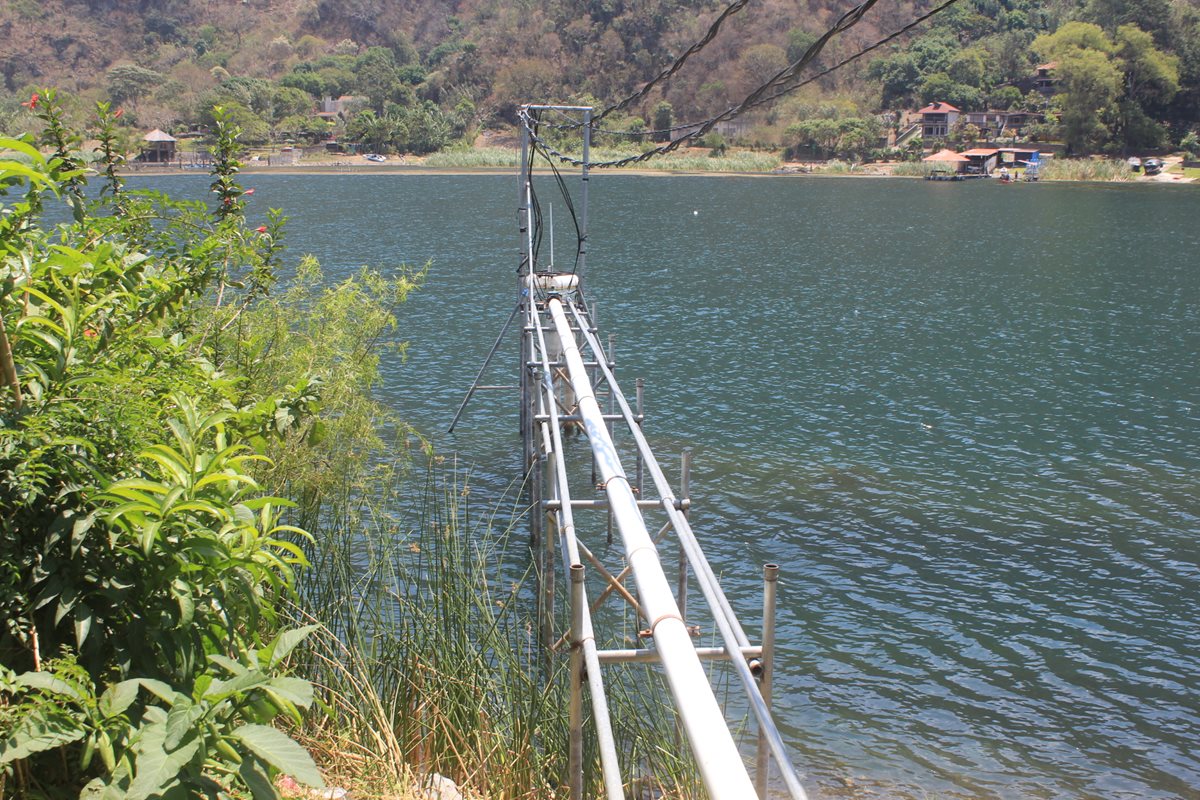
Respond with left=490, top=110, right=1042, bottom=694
left=568, top=302, right=749, bottom=646
left=449, top=301, right=521, bottom=433
left=567, top=302, right=808, bottom=800
left=542, top=498, right=689, bottom=511
left=596, top=645, right=762, bottom=664
left=577, top=540, right=647, bottom=623
left=529, top=301, right=624, bottom=800
left=548, top=298, right=757, bottom=799
left=756, top=564, right=780, bottom=799
left=635, top=378, right=645, bottom=497
left=569, top=564, right=585, bottom=800
left=678, top=448, right=692, bottom=622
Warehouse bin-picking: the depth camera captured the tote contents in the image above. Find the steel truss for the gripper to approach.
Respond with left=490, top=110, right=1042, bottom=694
left=509, top=105, right=810, bottom=800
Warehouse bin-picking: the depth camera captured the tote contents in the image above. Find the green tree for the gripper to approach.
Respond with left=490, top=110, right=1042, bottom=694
left=652, top=101, right=674, bottom=141
left=786, top=28, right=820, bottom=65
left=105, top=63, right=163, bottom=106
left=1036, top=21, right=1178, bottom=153
left=869, top=53, right=922, bottom=109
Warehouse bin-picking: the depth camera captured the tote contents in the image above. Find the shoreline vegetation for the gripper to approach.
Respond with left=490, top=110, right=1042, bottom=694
left=0, top=95, right=710, bottom=800
left=120, top=145, right=1198, bottom=184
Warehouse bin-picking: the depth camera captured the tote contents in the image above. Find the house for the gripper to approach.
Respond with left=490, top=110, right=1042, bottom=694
left=916, top=102, right=960, bottom=138
left=1034, top=63, right=1057, bottom=95
left=960, top=147, right=1000, bottom=174
left=319, top=95, right=366, bottom=118
left=142, top=129, right=177, bottom=163
left=922, top=148, right=970, bottom=174
left=960, top=109, right=1044, bottom=139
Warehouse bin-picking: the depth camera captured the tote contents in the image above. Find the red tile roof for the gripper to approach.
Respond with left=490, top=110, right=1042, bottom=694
left=917, top=102, right=961, bottom=114
left=923, top=149, right=969, bottom=162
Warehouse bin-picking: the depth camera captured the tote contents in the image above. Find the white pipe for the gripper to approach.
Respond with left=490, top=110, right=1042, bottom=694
left=568, top=301, right=810, bottom=800
left=547, top=298, right=758, bottom=799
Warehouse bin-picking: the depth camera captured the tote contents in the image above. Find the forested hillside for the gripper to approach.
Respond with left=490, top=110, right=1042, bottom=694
left=1, top=0, right=1196, bottom=156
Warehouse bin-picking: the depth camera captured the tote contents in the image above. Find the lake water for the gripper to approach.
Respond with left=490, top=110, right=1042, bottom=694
left=133, top=172, right=1200, bottom=799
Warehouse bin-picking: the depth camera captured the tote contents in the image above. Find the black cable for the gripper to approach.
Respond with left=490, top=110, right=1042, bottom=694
left=528, top=0, right=966, bottom=170
left=593, top=0, right=751, bottom=125
left=540, top=143, right=584, bottom=274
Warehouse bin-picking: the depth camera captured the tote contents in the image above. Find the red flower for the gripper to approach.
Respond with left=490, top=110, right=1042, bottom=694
left=83, top=328, right=97, bottom=339
left=113, top=108, right=123, bottom=119
left=21, top=92, right=39, bottom=109
left=255, top=226, right=268, bottom=234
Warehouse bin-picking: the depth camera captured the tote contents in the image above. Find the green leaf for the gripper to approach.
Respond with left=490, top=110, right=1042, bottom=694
left=0, top=137, right=47, bottom=163
left=99, top=680, right=141, bottom=719
left=0, top=709, right=85, bottom=764
left=164, top=696, right=200, bottom=751
left=126, top=720, right=200, bottom=800
left=231, top=725, right=323, bottom=788
left=14, top=671, right=85, bottom=700
left=203, top=670, right=268, bottom=702
left=263, top=678, right=312, bottom=709
left=264, top=625, right=318, bottom=668
left=136, top=678, right=175, bottom=704
left=75, top=604, right=94, bottom=647
left=239, top=755, right=280, bottom=800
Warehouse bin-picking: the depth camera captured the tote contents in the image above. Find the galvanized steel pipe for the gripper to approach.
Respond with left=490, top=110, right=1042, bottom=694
left=548, top=297, right=758, bottom=799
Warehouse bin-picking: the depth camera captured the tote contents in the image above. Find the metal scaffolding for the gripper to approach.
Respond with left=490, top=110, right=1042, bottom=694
left=454, top=104, right=808, bottom=800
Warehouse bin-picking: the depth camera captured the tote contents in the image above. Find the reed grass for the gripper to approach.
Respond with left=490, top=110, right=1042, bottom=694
left=423, top=147, right=522, bottom=168
left=1038, top=158, right=1134, bottom=182
left=889, top=161, right=938, bottom=177
left=427, top=144, right=781, bottom=174
left=293, top=459, right=704, bottom=798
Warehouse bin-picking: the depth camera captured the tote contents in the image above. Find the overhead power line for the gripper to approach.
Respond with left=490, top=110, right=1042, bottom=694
left=534, top=0, right=966, bottom=169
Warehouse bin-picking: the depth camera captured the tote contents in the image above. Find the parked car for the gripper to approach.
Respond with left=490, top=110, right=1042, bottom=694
left=1143, top=157, right=1164, bottom=175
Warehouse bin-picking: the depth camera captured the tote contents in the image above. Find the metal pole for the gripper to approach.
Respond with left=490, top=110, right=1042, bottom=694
left=678, top=447, right=691, bottom=620
left=635, top=377, right=644, bottom=497
left=578, top=108, right=590, bottom=284
left=756, top=563, right=780, bottom=799
left=570, top=564, right=585, bottom=800
left=449, top=301, right=521, bottom=433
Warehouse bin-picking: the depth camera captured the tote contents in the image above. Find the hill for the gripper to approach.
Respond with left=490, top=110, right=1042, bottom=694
left=1, top=0, right=1197, bottom=157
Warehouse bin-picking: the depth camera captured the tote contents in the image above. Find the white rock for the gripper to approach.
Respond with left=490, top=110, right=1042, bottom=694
left=421, top=773, right=464, bottom=800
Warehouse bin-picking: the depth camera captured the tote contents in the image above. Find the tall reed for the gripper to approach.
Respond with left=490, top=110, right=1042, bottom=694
left=1038, top=158, right=1135, bottom=182
left=293, top=459, right=705, bottom=798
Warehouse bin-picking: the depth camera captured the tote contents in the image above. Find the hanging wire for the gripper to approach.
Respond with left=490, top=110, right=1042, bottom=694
left=525, top=0, right=965, bottom=169
left=591, top=0, right=752, bottom=125
left=521, top=107, right=584, bottom=274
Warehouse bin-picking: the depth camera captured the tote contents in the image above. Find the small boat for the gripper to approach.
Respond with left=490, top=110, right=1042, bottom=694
left=362, top=153, right=387, bottom=163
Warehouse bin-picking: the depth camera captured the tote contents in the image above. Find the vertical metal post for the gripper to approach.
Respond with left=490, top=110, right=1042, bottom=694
left=756, top=563, right=780, bottom=799
left=578, top=108, right=591, bottom=284
left=678, top=447, right=691, bottom=620
left=569, top=564, right=586, bottom=800
left=607, top=334, right=617, bottom=439
left=635, top=378, right=645, bottom=498
left=541, top=445, right=556, bottom=650
left=590, top=301, right=599, bottom=487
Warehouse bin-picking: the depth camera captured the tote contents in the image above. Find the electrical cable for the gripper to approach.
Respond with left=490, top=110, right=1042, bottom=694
left=592, top=0, right=751, bottom=125
left=525, top=0, right=965, bottom=169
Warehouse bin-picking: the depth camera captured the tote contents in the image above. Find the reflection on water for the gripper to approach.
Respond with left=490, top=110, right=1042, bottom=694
left=133, top=173, right=1200, bottom=799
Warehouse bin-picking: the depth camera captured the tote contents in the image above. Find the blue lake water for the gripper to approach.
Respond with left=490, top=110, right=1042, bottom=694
left=132, top=172, right=1200, bottom=799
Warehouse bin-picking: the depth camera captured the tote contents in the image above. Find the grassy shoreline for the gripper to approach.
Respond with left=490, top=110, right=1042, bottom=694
left=120, top=155, right=1197, bottom=184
